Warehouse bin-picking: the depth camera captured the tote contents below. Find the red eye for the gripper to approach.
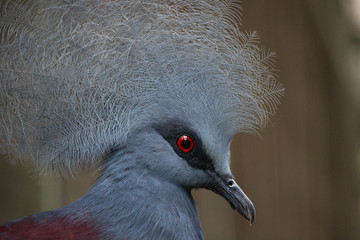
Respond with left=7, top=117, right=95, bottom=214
left=176, top=135, right=194, bottom=152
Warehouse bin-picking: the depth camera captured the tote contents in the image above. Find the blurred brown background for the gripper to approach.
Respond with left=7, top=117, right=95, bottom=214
left=1, top=0, right=360, bottom=239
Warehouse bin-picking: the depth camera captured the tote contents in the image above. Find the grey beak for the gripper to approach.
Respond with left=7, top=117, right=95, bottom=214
left=205, top=170, right=255, bottom=224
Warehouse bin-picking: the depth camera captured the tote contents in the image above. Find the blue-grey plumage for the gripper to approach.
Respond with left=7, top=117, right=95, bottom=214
left=0, top=0, right=283, bottom=239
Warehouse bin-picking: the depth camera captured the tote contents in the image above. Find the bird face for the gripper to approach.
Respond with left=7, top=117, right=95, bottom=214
left=135, top=119, right=255, bottom=223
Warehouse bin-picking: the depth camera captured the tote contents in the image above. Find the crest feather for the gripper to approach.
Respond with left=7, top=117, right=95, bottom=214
left=0, top=0, right=283, bottom=174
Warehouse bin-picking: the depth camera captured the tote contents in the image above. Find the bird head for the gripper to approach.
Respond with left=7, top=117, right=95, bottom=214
left=140, top=120, right=255, bottom=223
left=122, top=76, right=260, bottom=222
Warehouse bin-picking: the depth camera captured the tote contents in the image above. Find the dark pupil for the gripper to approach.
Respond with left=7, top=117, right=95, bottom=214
left=181, top=139, right=192, bottom=149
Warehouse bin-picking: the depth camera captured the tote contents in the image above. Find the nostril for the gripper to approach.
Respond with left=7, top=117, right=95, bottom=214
left=228, top=180, right=234, bottom=187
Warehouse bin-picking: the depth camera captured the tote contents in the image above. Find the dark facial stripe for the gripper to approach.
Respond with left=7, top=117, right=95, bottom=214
left=154, top=122, right=215, bottom=171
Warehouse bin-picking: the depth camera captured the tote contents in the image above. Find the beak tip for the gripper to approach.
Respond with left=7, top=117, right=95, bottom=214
left=246, top=203, right=256, bottom=225
left=249, top=215, right=254, bottom=225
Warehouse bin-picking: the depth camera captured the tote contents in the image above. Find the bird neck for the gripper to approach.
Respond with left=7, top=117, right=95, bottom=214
left=68, top=150, right=204, bottom=240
